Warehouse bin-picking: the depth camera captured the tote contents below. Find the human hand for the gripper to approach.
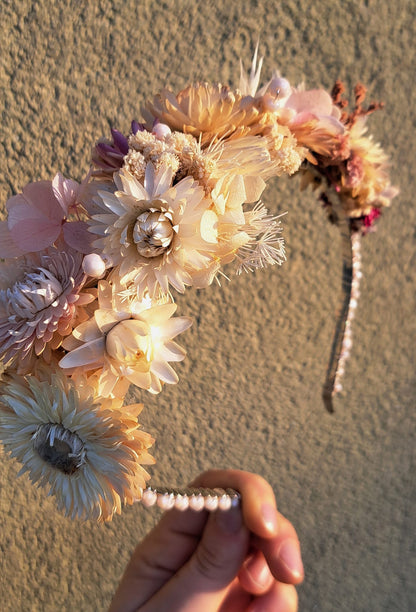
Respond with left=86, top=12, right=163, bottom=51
left=108, top=469, right=303, bottom=612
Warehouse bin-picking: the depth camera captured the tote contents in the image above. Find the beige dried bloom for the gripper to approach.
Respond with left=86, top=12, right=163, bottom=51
left=0, top=368, right=155, bottom=521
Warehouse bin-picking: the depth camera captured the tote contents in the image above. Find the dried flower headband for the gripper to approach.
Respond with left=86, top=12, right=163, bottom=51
left=0, top=48, right=397, bottom=521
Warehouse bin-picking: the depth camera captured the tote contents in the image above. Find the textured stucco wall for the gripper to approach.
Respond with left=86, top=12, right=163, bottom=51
left=0, top=1, right=414, bottom=610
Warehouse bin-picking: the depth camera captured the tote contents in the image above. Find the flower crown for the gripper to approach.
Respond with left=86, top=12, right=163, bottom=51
left=0, top=49, right=398, bottom=521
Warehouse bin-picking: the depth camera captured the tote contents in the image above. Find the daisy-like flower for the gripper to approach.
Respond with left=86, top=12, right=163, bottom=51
left=59, top=280, right=192, bottom=396
left=0, top=248, right=93, bottom=373
left=88, top=163, right=219, bottom=297
left=116, top=123, right=287, bottom=272
left=143, top=82, right=266, bottom=146
left=0, top=368, right=155, bottom=521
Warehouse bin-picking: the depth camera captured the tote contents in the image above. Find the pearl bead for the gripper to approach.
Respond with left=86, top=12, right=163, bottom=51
left=218, top=494, right=232, bottom=511
left=230, top=496, right=240, bottom=508
left=174, top=494, right=190, bottom=511
left=204, top=495, right=219, bottom=512
left=157, top=493, right=175, bottom=511
left=268, top=76, right=291, bottom=98
left=343, top=337, right=353, bottom=350
left=152, top=123, right=171, bottom=139
left=141, top=489, right=157, bottom=507
left=82, top=253, right=106, bottom=278
left=189, top=494, right=205, bottom=512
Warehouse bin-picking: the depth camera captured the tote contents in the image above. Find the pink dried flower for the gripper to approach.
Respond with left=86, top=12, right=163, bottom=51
left=276, top=89, right=346, bottom=159
left=0, top=174, right=92, bottom=257
left=0, top=248, right=93, bottom=373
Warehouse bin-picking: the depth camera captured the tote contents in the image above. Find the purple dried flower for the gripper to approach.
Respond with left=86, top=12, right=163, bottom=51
left=92, top=128, right=129, bottom=178
left=131, top=119, right=145, bottom=134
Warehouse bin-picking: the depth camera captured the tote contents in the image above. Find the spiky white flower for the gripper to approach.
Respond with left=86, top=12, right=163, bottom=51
left=235, top=203, right=286, bottom=273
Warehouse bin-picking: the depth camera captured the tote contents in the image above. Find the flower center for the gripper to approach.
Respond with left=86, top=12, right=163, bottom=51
left=32, top=423, right=86, bottom=475
left=11, top=269, right=63, bottom=316
left=133, top=206, right=174, bottom=258
left=105, top=319, right=152, bottom=371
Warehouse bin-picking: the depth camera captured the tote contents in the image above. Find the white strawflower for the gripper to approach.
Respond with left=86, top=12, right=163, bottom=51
left=89, top=163, right=219, bottom=297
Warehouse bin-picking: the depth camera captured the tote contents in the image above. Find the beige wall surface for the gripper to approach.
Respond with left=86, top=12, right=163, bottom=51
left=0, top=1, right=414, bottom=611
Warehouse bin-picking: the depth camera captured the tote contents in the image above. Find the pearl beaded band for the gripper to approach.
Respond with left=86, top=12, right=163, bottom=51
left=322, top=224, right=362, bottom=413
left=140, top=487, right=241, bottom=512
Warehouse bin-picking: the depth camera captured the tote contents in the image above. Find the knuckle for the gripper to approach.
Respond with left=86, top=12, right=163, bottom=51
left=193, top=542, right=225, bottom=581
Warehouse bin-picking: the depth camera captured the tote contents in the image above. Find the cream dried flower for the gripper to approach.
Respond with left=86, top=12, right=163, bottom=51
left=123, top=127, right=288, bottom=274
left=127, top=127, right=277, bottom=218
left=0, top=248, right=93, bottom=373
left=59, top=280, right=192, bottom=397
left=340, top=117, right=399, bottom=216
left=0, top=368, right=155, bottom=521
left=143, top=81, right=305, bottom=176
left=143, top=82, right=266, bottom=146
left=89, top=163, right=219, bottom=297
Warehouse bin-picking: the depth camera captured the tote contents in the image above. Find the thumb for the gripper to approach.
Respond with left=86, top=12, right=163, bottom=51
left=191, top=505, right=250, bottom=585
left=142, top=506, right=250, bottom=612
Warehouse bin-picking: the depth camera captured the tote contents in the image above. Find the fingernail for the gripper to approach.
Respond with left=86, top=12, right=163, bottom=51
left=278, top=538, right=304, bottom=580
left=244, top=554, right=272, bottom=588
left=260, top=503, right=279, bottom=535
left=215, top=506, right=243, bottom=534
